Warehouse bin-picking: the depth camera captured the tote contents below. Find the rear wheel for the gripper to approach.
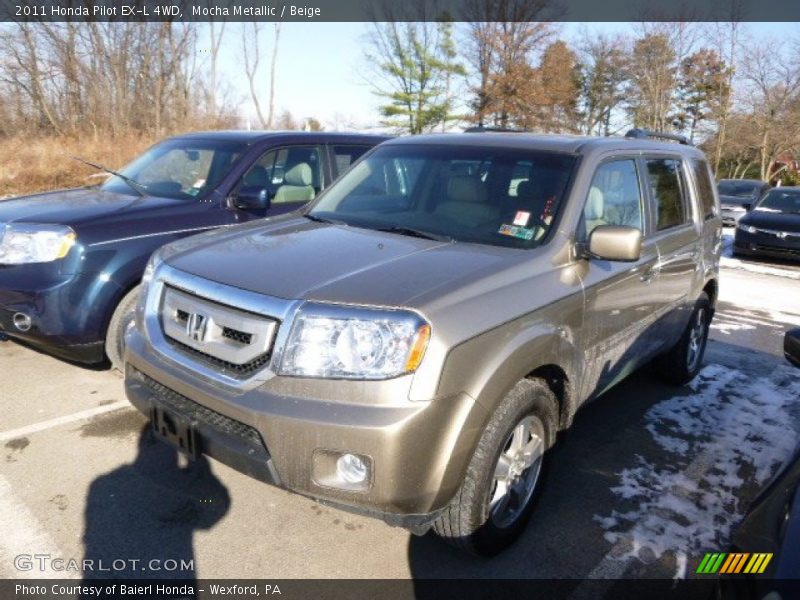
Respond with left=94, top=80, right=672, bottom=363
left=431, top=378, right=557, bottom=556
left=105, top=286, right=140, bottom=372
left=654, top=292, right=711, bottom=385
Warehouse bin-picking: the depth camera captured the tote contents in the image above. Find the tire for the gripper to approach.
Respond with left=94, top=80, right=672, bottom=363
left=105, top=285, right=140, bottom=372
left=431, top=378, right=558, bottom=556
left=653, top=292, right=711, bottom=386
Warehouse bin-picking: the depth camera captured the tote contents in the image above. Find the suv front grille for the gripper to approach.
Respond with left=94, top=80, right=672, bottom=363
left=159, top=285, right=277, bottom=378
left=169, top=338, right=273, bottom=376
left=221, top=327, right=253, bottom=345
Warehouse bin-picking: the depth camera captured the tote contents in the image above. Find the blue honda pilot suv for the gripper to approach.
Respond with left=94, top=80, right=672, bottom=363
left=0, top=131, right=387, bottom=368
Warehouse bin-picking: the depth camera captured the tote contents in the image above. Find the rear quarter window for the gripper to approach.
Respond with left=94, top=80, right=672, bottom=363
left=332, top=145, right=372, bottom=177
left=690, top=159, right=718, bottom=220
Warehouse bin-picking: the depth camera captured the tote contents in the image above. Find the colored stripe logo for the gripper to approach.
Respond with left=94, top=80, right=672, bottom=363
left=696, top=552, right=773, bottom=574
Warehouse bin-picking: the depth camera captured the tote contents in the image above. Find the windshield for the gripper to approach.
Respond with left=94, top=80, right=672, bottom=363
left=99, top=139, right=247, bottom=199
left=717, top=180, right=763, bottom=198
left=754, top=189, right=800, bottom=214
left=308, top=144, right=577, bottom=249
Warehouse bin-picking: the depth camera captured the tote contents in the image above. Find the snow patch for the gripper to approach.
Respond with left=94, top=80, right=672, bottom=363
left=594, top=363, right=800, bottom=571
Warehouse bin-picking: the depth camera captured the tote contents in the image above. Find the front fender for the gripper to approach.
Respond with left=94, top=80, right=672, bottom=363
left=438, top=321, right=580, bottom=420
left=424, top=299, right=583, bottom=509
left=74, top=238, right=168, bottom=340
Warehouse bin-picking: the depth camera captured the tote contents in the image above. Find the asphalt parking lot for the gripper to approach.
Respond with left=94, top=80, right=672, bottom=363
left=1, top=238, right=799, bottom=584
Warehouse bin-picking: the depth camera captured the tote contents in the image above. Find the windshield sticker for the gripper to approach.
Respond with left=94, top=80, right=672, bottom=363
left=513, top=210, right=531, bottom=226
left=192, top=178, right=206, bottom=189
left=186, top=188, right=201, bottom=197
left=498, top=224, right=534, bottom=240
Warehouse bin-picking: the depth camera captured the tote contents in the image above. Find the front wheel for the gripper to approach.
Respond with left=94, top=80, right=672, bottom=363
left=653, top=292, right=711, bottom=385
left=105, top=286, right=140, bottom=372
left=431, top=378, right=558, bottom=556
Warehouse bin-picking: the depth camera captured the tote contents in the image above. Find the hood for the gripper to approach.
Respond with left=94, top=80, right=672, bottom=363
left=719, top=194, right=754, bottom=207
left=165, top=216, right=524, bottom=307
left=740, top=207, right=800, bottom=234
left=0, top=187, right=183, bottom=227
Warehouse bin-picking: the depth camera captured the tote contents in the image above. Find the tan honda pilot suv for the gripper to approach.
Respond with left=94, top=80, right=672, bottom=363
left=124, top=128, right=721, bottom=555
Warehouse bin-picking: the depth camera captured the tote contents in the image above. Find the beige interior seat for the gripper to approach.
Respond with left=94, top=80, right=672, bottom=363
left=274, top=163, right=315, bottom=204
left=584, top=185, right=607, bottom=237
left=435, top=175, right=498, bottom=227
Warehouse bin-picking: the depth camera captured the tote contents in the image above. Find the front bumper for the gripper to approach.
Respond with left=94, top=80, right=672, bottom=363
left=0, top=262, right=108, bottom=363
left=721, top=206, right=746, bottom=226
left=124, top=326, right=486, bottom=526
left=733, top=229, right=800, bottom=262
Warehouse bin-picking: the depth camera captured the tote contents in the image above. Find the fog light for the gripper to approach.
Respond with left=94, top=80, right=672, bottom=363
left=336, top=453, right=369, bottom=484
left=13, top=312, right=32, bottom=332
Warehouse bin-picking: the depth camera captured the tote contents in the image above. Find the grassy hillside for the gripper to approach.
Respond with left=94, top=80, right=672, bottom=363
left=0, top=134, right=155, bottom=198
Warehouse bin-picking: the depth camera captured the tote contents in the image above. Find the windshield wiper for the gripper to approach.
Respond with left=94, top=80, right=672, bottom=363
left=304, top=213, right=349, bottom=226
left=70, top=155, right=149, bottom=196
left=372, top=225, right=453, bottom=242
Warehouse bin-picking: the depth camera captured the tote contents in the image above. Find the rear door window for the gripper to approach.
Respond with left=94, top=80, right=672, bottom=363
left=645, top=158, right=689, bottom=231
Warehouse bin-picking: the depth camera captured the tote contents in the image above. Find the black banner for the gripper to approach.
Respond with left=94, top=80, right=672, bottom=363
left=2, top=0, right=800, bottom=22
left=5, top=578, right=800, bottom=600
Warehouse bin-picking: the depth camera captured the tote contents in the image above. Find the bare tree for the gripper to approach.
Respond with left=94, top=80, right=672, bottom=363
left=741, top=40, right=800, bottom=181
left=705, top=20, right=742, bottom=175
left=0, top=22, right=226, bottom=137
left=241, top=22, right=281, bottom=129
left=207, top=21, right=226, bottom=118
left=462, top=0, right=556, bottom=127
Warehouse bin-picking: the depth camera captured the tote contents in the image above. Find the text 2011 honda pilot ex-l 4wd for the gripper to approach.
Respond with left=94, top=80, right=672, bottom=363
left=124, top=129, right=721, bottom=556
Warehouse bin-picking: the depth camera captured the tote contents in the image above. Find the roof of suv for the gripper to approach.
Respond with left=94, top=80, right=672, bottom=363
left=384, top=132, right=706, bottom=159
left=170, top=130, right=391, bottom=145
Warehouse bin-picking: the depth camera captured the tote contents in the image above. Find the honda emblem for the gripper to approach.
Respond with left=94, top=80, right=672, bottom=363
left=186, top=312, right=209, bottom=343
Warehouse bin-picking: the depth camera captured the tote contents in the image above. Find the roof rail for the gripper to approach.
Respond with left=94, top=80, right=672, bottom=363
left=625, top=128, right=690, bottom=146
left=464, top=126, right=528, bottom=133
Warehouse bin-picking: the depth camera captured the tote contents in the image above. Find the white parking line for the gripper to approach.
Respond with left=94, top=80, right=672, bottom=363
left=568, top=449, right=719, bottom=598
left=0, top=476, right=75, bottom=579
left=0, top=401, right=131, bottom=443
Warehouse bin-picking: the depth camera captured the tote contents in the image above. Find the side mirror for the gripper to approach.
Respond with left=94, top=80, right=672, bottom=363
left=235, top=186, right=271, bottom=211
left=785, top=329, right=800, bottom=368
left=587, top=225, right=642, bottom=262
left=742, top=202, right=753, bottom=211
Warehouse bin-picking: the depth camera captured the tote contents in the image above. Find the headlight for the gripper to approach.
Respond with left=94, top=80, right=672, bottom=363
left=0, top=223, right=76, bottom=264
left=739, top=224, right=758, bottom=234
left=134, top=250, right=164, bottom=332
left=279, top=304, right=431, bottom=380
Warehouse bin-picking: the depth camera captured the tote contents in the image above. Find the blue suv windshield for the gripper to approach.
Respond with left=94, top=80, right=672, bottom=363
left=308, top=144, right=577, bottom=249
left=100, top=139, right=247, bottom=199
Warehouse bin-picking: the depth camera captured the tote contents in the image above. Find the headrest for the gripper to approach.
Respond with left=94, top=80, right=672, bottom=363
left=243, top=165, right=268, bottom=188
left=585, top=186, right=604, bottom=220
left=284, top=163, right=312, bottom=187
left=447, top=175, right=488, bottom=204
left=516, top=180, right=533, bottom=198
